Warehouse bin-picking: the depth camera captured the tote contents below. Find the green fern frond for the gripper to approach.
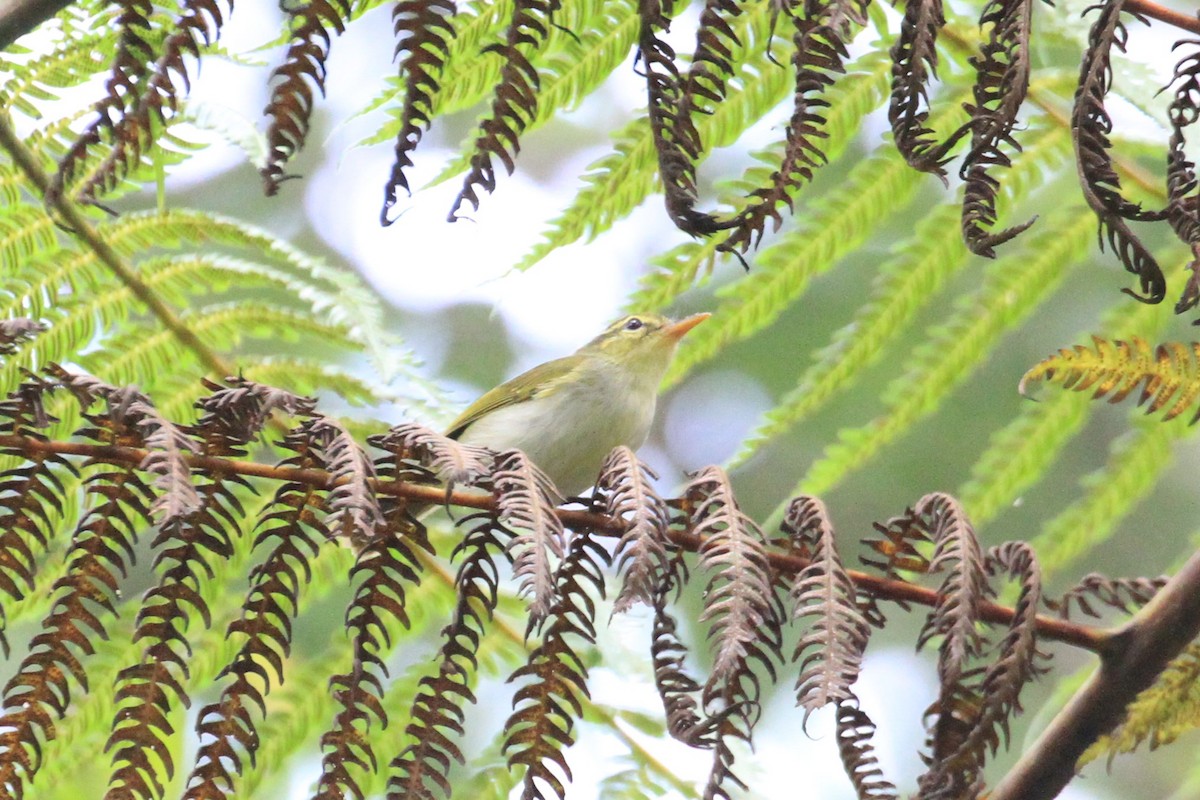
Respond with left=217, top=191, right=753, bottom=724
left=1032, top=418, right=1194, bottom=577
left=956, top=392, right=1094, bottom=527
left=0, top=31, right=114, bottom=118
left=1081, top=643, right=1200, bottom=765
left=1021, top=337, right=1200, bottom=423
left=0, top=205, right=59, bottom=267
left=958, top=267, right=1177, bottom=529
left=727, top=122, right=1073, bottom=468
left=790, top=207, right=1094, bottom=504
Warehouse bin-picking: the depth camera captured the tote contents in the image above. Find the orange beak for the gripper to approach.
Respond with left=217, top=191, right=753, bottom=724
left=664, top=312, right=711, bottom=341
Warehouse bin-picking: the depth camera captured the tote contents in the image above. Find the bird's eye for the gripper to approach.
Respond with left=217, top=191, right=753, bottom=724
left=624, top=318, right=643, bottom=331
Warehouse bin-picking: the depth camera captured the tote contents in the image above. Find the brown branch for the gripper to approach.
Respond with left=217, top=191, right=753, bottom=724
left=1126, top=0, right=1200, bottom=35
left=991, top=547, right=1200, bottom=800
left=0, top=430, right=1109, bottom=652
left=0, top=0, right=75, bottom=51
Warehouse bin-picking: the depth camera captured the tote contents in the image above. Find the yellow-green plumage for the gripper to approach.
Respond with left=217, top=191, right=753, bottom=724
left=446, top=312, right=708, bottom=496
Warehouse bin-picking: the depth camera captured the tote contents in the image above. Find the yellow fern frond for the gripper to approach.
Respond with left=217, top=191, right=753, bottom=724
left=1020, top=337, right=1200, bottom=423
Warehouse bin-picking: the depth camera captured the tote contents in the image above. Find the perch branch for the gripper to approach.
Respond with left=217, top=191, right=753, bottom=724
left=991, top=547, right=1200, bottom=800
left=0, top=430, right=1109, bottom=652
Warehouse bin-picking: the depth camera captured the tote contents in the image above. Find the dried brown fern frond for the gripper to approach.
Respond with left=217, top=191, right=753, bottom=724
left=310, top=415, right=384, bottom=548
left=593, top=445, right=671, bottom=612
left=888, top=0, right=970, bottom=178
left=1165, top=39, right=1200, bottom=313
left=182, top=420, right=329, bottom=800
left=261, top=0, right=353, bottom=195
left=720, top=4, right=848, bottom=254
left=314, top=508, right=424, bottom=800
left=0, top=392, right=153, bottom=800
left=74, top=0, right=235, bottom=203
left=1073, top=0, right=1166, bottom=303
left=916, top=541, right=1045, bottom=798
left=51, top=0, right=155, bottom=199
left=651, top=575, right=721, bottom=748
left=494, top=449, right=566, bottom=622
left=637, top=0, right=722, bottom=237
left=0, top=319, right=45, bottom=355
left=836, top=698, right=898, bottom=800
left=960, top=0, right=1037, bottom=256
left=913, top=493, right=990, bottom=683
left=1020, top=336, right=1200, bottom=422
left=679, top=0, right=743, bottom=119
left=381, top=0, right=458, bottom=224
left=0, top=369, right=71, bottom=655
left=687, top=465, right=785, bottom=799
left=372, top=421, right=493, bottom=489
left=1047, top=572, right=1168, bottom=619
left=783, top=495, right=871, bottom=720
left=193, top=376, right=316, bottom=445
left=449, top=0, right=561, bottom=221
left=503, top=531, right=610, bottom=800
left=387, top=514, right=507, bottom=800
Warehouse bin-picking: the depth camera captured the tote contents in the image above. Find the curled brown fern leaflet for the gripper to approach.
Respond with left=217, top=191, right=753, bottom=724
left=688, top=465, right=785, bottom=800
left=593, top=445, right=671, bottom=612
left=1048, top=571, right=1168, bottom=619
left=888, top=0, right=969, bottom=177
left=960, top=0, right=1037, bottom=256
left=783, top=495, right=870, bottom=720
left=449, top=0, right=561, bottom=221
left=311, top=416, right=413, bottom=800
left=677, top=0, right=743, bottom=129
left=381, top=0, right=458, bottom=224
left=386, top=514, right=506, bottom=800
left=1165, top=39, right=1200, bottom=312
left=0, top=366, right=71, bottom=657
left=722, top=2, right=848, bottom=254
left=638, top=0, right=723, bottom=237
left=494, top=449, right=566, bottom=622
left=836, top=698, right=898, bottom=800
left=503, top=531, right=610, bottom=800
left=51, top=0, right=155, bottom=201
left=918, top=541, right=1046, bottom=798
left=182, top=418, right=331, bottom=800
left=650, top=572, right=721, bottom=747
left=1073, top=0, right=1165, bottom=303
left=261, top=0, right=353, bottom=195
left=0, top=378, right=153, bottom=800
left=77, top=0, right=234, bottom=203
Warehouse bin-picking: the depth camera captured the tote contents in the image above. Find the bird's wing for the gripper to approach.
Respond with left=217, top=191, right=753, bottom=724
left=445, top=354, right=584, bottom=440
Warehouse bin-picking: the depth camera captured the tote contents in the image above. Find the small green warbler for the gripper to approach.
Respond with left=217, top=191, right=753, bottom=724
left=446, top=312, right=710, bottom=496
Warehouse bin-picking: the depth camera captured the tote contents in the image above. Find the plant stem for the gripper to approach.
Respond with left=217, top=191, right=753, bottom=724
left=991, top=547, right=1200, bottom=800
left=0, top=430, right=1111, bottom=653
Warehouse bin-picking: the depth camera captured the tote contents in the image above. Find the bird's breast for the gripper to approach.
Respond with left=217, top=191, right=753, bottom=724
left=456, top=375, right=656, bottom=497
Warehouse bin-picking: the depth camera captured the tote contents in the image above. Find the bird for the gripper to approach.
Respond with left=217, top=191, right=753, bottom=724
left=444, top=311, right=710, bottom=498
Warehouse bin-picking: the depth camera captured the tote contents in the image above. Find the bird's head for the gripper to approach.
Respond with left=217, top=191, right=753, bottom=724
left=581, top=312, right=710, bottom=381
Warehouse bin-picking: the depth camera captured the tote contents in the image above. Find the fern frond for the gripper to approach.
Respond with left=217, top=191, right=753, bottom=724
left=260, top=0, right=352, bottom=194
left=835, top=698, right=898, bottom=800
left=1080, top=642, right=1200, bottom=765
left=594, top=445, right=671, bottom=612
left=503, top=532, right=609, bottom=800
left=1020, top=337, right=1200, bottom=423
left=784, top=495, right=870, bottom=719
left=1032, top=420, right=1191, bottom=577
left=424, top=0, right=638, bottom=190
left=794, top=206, right=1094, bottom=500
left=516, top=1, right=802, bottom=272
left=494, top=449, right=566, bottom=622
left=687, top=465, right=783, bottom=732
left=1048, top=572, right=1167, bottom=620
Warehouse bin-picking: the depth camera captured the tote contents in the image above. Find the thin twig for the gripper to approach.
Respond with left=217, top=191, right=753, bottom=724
left=1126, top=0, right=1200, bottom=35
left=0, top=430, right=1110, bottom=652
left=991, top=547, right=1200, bottom=800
